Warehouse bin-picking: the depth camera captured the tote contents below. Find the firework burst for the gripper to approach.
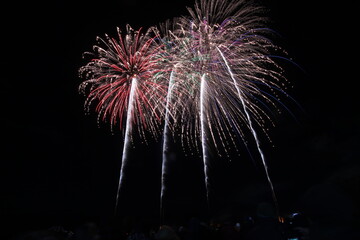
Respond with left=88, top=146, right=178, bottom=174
left=79, top=25, right=170, bottom=139
left=166, top=0, right=289, bottom=156
left=79, top=25, right=171, bottom=211
left=78, top=0, right=296, bottom=220
left=160, top=0, right=292, bottom=212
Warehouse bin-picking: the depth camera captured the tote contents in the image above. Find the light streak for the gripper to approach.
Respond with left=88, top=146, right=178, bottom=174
left=115, top=77, right=138, bottom=212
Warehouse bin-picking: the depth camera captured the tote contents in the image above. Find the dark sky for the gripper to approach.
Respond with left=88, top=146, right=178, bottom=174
left=2, top=0, right=358, bottom=238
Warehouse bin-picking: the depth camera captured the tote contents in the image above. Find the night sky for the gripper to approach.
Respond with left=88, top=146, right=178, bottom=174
left=3, top=0, right=358, bottom=238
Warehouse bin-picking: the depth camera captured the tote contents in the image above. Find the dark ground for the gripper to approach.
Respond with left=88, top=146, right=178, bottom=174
left=2, top=0, right=359, bottom=239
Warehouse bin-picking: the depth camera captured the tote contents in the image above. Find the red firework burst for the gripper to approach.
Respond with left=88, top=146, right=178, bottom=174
left=79, top=25, right=170, bottom=137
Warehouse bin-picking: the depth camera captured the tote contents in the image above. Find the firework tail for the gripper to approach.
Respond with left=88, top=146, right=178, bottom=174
left=115, top=77, right=138, bottom=214
left=216, top=47, right=280, bottom=217
left=160, top=69, right=176, bottom=223
left=200, top=73, right=211, bottom=208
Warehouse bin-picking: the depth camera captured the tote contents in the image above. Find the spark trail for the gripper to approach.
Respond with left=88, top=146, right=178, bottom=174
left=160, top=70, right=176, bottom=222
left=115, top=77, right=138, bottom=213
left=200, top=73, right=211, bottom=207
left=217, top=46, right=279, bottom=215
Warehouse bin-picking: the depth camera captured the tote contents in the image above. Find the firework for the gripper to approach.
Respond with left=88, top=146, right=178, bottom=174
left=78, top=0, right=295, bottom=220
left=160, top=0, right=292, bottom=212
left=79, top=25, right=170, bottom=136
left=79, top=25, right=171, bottom=211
